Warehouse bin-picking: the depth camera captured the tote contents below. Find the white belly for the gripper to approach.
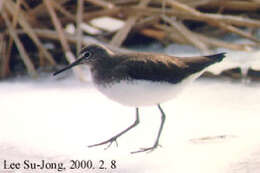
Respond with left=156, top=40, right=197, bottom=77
left=94, top=72, right=203, bottom=107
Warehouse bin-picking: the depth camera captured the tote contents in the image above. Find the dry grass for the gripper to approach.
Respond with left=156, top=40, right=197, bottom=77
left=1, top=0, right=260, bottom=78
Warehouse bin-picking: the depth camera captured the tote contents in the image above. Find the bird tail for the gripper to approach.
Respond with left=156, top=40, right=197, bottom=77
left=205, top=52, right=226, bottom=62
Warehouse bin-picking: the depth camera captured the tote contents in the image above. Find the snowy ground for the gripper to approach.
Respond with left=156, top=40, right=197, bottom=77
left=1, top=74, right=260, bottom=173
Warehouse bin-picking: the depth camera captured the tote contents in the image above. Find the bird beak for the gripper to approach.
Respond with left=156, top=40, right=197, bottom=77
left=53, top=56, right=84, bottom=76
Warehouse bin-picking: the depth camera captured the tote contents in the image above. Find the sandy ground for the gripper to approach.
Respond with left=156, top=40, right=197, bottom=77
left=0, top=74, right=260, bottom=173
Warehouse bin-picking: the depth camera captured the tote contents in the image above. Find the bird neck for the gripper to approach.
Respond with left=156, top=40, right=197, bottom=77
left=90, top=55, right=123, bottom=85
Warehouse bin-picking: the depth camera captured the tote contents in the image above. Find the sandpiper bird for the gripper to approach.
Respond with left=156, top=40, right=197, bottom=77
left=53, top=44, right=226, bottom=154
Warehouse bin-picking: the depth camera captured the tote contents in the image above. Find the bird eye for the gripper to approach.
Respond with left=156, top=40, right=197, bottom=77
left=84, top=51, right=91, bottom=58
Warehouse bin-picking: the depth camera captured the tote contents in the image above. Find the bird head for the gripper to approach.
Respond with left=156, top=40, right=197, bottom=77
left=53, top=44, right=113, bottom=76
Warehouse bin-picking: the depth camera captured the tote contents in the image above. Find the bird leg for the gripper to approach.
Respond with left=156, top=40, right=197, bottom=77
left=131, top=104, right=166, bottom=154
left=88, top=108, right=140, bottom=149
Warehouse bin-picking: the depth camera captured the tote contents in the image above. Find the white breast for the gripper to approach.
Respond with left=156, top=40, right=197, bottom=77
left=94, top=71, right=203, bottom=107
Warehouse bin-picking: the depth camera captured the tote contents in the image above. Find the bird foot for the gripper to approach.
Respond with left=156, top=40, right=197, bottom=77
left=131, top=144, right=162, bottom=154
left=88, top=136, right=119, bottom=150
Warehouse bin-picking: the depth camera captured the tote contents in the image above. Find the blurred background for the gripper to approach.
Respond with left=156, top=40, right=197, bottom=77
left=1, top=0, right=260, bottom=173
left=1, top=0, right=260, bottom=79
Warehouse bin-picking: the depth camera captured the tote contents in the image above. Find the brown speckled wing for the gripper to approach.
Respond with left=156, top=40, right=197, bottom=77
left=112, top=53, right=226, bottom=84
